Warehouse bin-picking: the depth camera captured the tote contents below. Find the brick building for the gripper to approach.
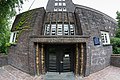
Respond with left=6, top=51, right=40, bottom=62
left=8, top=0, right=118, bottom=77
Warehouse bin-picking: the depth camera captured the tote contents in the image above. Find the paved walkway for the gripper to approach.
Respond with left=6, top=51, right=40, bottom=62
left=0, top=65, right=120, bottom=80
left=84, top=66, right=120, bottom=80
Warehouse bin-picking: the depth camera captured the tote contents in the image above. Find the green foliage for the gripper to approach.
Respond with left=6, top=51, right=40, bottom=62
left=116, top=11, right=120, bottom=28
left=0, top=21, right=10, bottom=54
left=15, top=11, right=32, bottom=30
left=0, top=0, right=24, bottom=54
left=111, top=11, right=120, bottom=54
left=115, top=28, right=120, bottom=38
left=5, top=42, right=17, bottom=47
left=111, top=38, right=120, bottom=54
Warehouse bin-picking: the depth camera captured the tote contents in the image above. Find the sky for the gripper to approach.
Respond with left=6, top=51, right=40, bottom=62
left=18, top=0, right=120, bottom=20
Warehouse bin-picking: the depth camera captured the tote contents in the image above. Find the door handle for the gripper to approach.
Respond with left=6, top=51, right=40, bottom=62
left=60, top=61, right=63, bottom=64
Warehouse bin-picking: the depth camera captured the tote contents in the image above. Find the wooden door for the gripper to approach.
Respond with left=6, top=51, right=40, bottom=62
left=45, top=44, right=75, bottom=73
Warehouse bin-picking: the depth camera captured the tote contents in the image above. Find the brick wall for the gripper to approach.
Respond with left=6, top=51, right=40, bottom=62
left=90, top=46, right=112, bottom=73
left=75, top=7, right=116, bottom=75
left=111, top=54, right=120, bottom=67
left=8, top=7, right=45, bottom=75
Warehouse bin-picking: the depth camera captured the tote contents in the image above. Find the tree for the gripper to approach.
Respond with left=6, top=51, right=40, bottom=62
left=0, top=0, right=24, bottom=54
left=116, top=11, right=120, bottom=28
left=111, top=11, right=120, bottom=54
left=111, top=37, right=120, bottom=54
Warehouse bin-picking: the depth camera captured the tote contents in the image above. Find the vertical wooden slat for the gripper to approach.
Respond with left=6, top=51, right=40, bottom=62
left=75, top=44, right=79, bottom=75
left=36, top=43, right=40, bottom=75
left=80, top=43, right=84, bottom=76
left=41, top=44, right=45, bottom=74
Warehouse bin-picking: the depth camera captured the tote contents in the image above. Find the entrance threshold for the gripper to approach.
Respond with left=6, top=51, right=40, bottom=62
left=45, top=72, right=75, bottom=80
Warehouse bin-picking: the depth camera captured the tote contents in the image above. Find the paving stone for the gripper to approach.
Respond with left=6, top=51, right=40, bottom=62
left=45, top=72, right=75, bottom=80
left=84, top=66, right=120, bottom=80
left=0, top=65, right=120, bottom=80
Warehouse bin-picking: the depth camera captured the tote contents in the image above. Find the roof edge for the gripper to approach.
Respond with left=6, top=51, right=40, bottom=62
left=75, top=4, right=117, bottom=24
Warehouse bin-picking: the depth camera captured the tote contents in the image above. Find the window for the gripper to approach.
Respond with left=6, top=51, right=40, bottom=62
left=63, top=3, right=66, bottom=6
left=44, top=24, right=75, bottom=35
left=59, top=3, right=62, bottom=6
left=10, top=31, right=17, bottom=43
left=55, top=0, right=58, bottom=1
left=111, top=33, right=113, bottom=36
left=45, top=24, right=50, bottom=35
left=51, top=24, right=56, bottom=35
left=63, top=8, right=67, bottom=11
left=70, top=24, right=74, bottom=35
left=62, top=0, right=65, bottom=1
left=54, top=8, right=58, bottom=11
left=101, top=31, right=110, bottom=45
left=55, top=3, right=58, bottom=6
left=64, top=24, right=69, bottom=35
left=57, top=24, right=62, bottom=35
left=59, top=8, right=62, bottom=11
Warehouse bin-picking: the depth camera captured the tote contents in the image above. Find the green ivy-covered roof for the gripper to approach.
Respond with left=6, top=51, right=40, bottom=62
left=11, top=7, right=45, bottom=32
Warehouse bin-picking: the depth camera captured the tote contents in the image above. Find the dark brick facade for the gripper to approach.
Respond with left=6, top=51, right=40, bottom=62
left=75, top=5, right=117, bottom=74
left=8, top=7, right=46, bottom=75
left=8, top=0, right=118, bottom=77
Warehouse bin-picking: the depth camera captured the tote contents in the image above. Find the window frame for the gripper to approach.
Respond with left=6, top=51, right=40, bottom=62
left=64, top=24, right=69, bottom=35
left=51, top=24, right=56, bottom=35
left=100, top=31, right=110, bottom=45
left=63, top=3, right=66, bottom=6
left=10, top=31, right=18, bottom=43
left=54, top=8, right=58, bottom=11
left=45, top=24, right=50, bottom=35
left=55, top=3, right=58, bottom=6
left=63, top=8, right=67, bottom=11
left=57, top=24, right=63, bottom=35
left=44, top=24, right=75, bottom=36
left=59, top=2, right=62, bottom=6
left=58, top=8, right=62, bottom=11
left=70, top=24, right=75, bottom=35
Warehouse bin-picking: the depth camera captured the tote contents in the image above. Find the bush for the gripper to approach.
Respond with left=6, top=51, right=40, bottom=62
left=111, top=38, right=120, bottom=54
left=115, top=28, right=120, bottom=38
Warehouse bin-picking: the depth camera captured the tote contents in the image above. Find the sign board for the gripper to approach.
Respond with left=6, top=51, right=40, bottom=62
left=65, top=54, right=69, bottom=57
left=93, top=37, right=100, bottom=45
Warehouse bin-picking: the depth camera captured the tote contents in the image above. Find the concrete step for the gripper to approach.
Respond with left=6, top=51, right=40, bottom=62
left=45, top=72, right=75, bottom=80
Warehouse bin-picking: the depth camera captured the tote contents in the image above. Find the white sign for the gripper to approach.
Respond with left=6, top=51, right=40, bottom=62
left=65, top=54, right=69, bottom=57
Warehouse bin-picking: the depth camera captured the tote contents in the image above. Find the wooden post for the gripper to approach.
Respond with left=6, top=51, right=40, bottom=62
left=36, top=43, right=40, bottom=75
left=75, top=44, right=79, bottom=75
left=41, top=44, right=45, bottom=74
left=80, top=43, right=84, bottom=76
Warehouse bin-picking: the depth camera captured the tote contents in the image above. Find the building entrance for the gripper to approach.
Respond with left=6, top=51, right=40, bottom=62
left=45, top=44, right=75, bottom=73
